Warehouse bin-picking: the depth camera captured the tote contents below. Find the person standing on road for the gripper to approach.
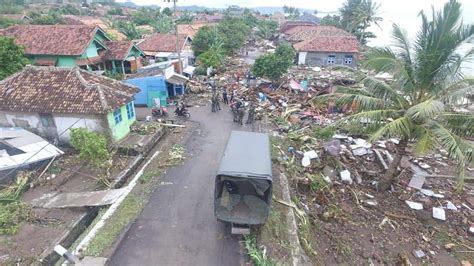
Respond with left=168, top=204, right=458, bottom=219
left=223, top=90, right=228, bottom=105
left=238, top=108, right=245, bottom=126
left=246, top=105, right=255, bottom=124
left=215, top=94, right=221, bottom=111
left=211, top=95, right=216, bottom=113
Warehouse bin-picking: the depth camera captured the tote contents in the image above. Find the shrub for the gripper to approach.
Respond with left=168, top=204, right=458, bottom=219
left=70, top=128, right=111, bottom=169
left=0, top=202, right=32, bottom=235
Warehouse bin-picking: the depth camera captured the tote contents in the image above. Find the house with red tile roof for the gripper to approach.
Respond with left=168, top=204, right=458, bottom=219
left=137, top=33, right=194, bottom=68
left=0, top=25, right=144, bottom=74
left=0, top=66, right=140, bottom=143
left=284, top=25, right=359, bottom=67
left=294, top=36, right=359, bottom=67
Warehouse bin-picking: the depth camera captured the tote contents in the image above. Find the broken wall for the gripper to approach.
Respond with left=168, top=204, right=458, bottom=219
left=303, top=52, right=357, bottom=67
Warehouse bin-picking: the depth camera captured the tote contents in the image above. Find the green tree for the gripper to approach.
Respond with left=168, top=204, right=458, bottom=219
left=197, top=40, right=225, bottom=69
left=177, top=10, right=194, bottom=24
left=316, top=0, right=474, bottom=190
left=29, top=10, right=64, bottom=25
left=191, top=26, right=222, bottom=56
left=283, top=5, right=300, bottom=19
left=242, top=8, right=258, bottom=28
left=320, top=14, right=342, bottom=28
left=151, top=14, right=174, bottom=33
left=256, top=20, right=278, bottom=40
left=340, top=0, right=382, bottom=44
left=113, top=21, right=143, bottom=40
left=0, top=36, right=28, bottom=80
left=252, top=43, right=295, bottom=83
left=218, top=16, right=250, bottom=54
left=162, top=7, right=173, bottom=17
left=132, top=7, right=160, bottom=25
left=107, top=7, right=123, bottom=16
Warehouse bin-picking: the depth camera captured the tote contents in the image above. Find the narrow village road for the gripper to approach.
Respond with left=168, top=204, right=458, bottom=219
left=109, top=104, right=259, bottom=266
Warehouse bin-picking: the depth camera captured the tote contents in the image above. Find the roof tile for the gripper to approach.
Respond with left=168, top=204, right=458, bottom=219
left=137, top=33, right=188, bottom=53
left=0, top=66, right=139, bottom=114
left=0, top=25, right=98, bottom=56
left=294, top=36, right=359, bottom=53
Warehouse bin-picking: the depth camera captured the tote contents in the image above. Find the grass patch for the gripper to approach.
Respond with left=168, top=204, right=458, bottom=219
left=298, top=218, right=318, bottom=260
left=165, top=144, right=186, bottom=166
left=139, top=169, right=162, bottom=184
left=83, top=195, right=143, bottom=256
left=244, top=235, right=277, bottom=266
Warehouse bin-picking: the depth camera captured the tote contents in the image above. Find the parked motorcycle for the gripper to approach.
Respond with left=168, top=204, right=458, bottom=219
left=151, top=106, right=168, bottom=118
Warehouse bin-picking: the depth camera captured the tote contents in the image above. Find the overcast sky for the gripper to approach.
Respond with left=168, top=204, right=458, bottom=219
left=123, top=0, right=474, bottom=47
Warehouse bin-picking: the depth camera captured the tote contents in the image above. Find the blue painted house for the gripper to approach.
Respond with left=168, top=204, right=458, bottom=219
left=126, top=75, right=168, bottom=107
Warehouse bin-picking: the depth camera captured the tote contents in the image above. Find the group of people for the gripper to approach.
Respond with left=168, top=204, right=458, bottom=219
left=210, top=87, right=256, bottom=126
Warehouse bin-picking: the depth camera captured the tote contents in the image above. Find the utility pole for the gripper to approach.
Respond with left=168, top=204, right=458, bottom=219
left=165, top=0, right=182, bottom=75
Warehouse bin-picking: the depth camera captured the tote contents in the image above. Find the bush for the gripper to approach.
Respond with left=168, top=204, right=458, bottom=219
left=0, top=202, right=32, bottom=235
left=70, top=128, right=111, bottom=169
left=312, top=126, right=336, bottom=140
left=194, top=65, right=207, bottom=76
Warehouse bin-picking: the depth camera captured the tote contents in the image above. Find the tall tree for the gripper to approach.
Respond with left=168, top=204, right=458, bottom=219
left=340, top=0, right=382, bottom=44
left=152, top=14, right=174, bottom=33
left=320, top=14, right=342, bottom=28
left=252, top=43, right=295, bottom=84
left=316, top=0, right=474, bottom=190
left=192, top=26, right=223, bottom=57
left=217, top=16, right=250, bottom=54
left=256, top=20, right=278, bottom=40
left=113, top=21, right=143, bottom=40
left=0, top=36, right=29, bottom=80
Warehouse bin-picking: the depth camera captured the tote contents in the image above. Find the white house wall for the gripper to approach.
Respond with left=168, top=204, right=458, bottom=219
left=53, top=114, right=105, bottom=143
left=298, top=52, right=307, bottom=65
left=0, top=111, right=106, bottom=144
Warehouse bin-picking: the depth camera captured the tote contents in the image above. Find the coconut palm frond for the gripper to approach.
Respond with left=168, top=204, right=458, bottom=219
left=431, top=121, right=467, bottom=164
left=362, top=76, right=410, bottom=107
left=336, top=93, right=390, bottom=111
left=334, top=109, right=400, bottom=127
left=440, top=78, right=474, bottom=104
left=391, top=24, right=414, bottom=73
left=406, top=99, right=445, bottom=121
left=369, top=116, right=412, bottom=141
left=412, top=127, right=437, bottom=155
left=439, top=113, right=474, bottom=137
left=363, top=47, right=415, bottom=94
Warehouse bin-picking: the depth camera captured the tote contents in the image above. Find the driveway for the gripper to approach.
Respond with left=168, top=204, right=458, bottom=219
left=109, top=105, right=260, bottom=266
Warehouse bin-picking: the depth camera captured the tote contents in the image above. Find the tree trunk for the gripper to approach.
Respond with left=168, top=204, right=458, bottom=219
left=378, top=138, right=408, bottom=191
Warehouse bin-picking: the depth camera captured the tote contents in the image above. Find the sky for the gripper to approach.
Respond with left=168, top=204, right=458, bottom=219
left=123, top=0, right=474, bottom=47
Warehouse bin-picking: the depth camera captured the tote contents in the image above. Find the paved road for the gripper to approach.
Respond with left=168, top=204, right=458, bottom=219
left=110, top=105, right=258, bottom=266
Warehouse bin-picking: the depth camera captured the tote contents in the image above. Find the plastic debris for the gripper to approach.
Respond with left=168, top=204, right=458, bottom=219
left=304, top=150, right=318, bottom=159
left=408, top=175, right=426, bottom=190
left=352, top=147, right=368, bottom=156
left=433, top=207, right=446, bottom=221
left=406, top=200, right=423, bottom=210
left=420, top=189, right=434, bottom=197
left=413, top=249, right=426, bottom=259
left=446, top=201, right=458, bottom=211
left=340, top=170, right=352, bottom=184
left=302, top=156, right=311, bottom=167
left=418, top=162, right=431, bottom=169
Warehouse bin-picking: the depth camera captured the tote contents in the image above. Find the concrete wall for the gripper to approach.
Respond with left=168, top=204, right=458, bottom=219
left=0, top=111, right=106, bottom=144
left=298, top=52, right=357, bottom=67
left=106, top=102, right=136, bottom=142
left=30, top=55, right=77, bottom=67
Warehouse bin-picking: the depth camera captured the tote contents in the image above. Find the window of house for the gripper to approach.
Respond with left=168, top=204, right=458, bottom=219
left=327, top=55, right=336, bottom=64
left=114, top=109, right=122, bottom=124
left=126, top=102, right=135, bottom=119
left=39, top=113, right=55, bottom=127
left=344, top=55, right=353, bottom=65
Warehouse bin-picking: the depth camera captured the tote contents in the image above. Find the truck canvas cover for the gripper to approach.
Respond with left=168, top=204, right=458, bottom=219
left=214, top=131, right=272, bottom=225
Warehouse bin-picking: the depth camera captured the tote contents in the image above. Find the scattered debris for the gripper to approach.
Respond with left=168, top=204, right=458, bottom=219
left=412, top=249, right=426, bottom=259
left=432, top=207, right=446, bottom=221
left=340, top=170, right=352, bottom=185
left=408, top=175, right=426, bottom=190
left=405, top=200, right=423, bottom=210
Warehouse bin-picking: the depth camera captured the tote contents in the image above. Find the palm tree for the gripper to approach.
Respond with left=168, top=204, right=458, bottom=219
left=340, top=0, right=382, bottom=45
left=256, top=20, right=278, bottom=40
left=317, top=0, right=474, bottom=190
